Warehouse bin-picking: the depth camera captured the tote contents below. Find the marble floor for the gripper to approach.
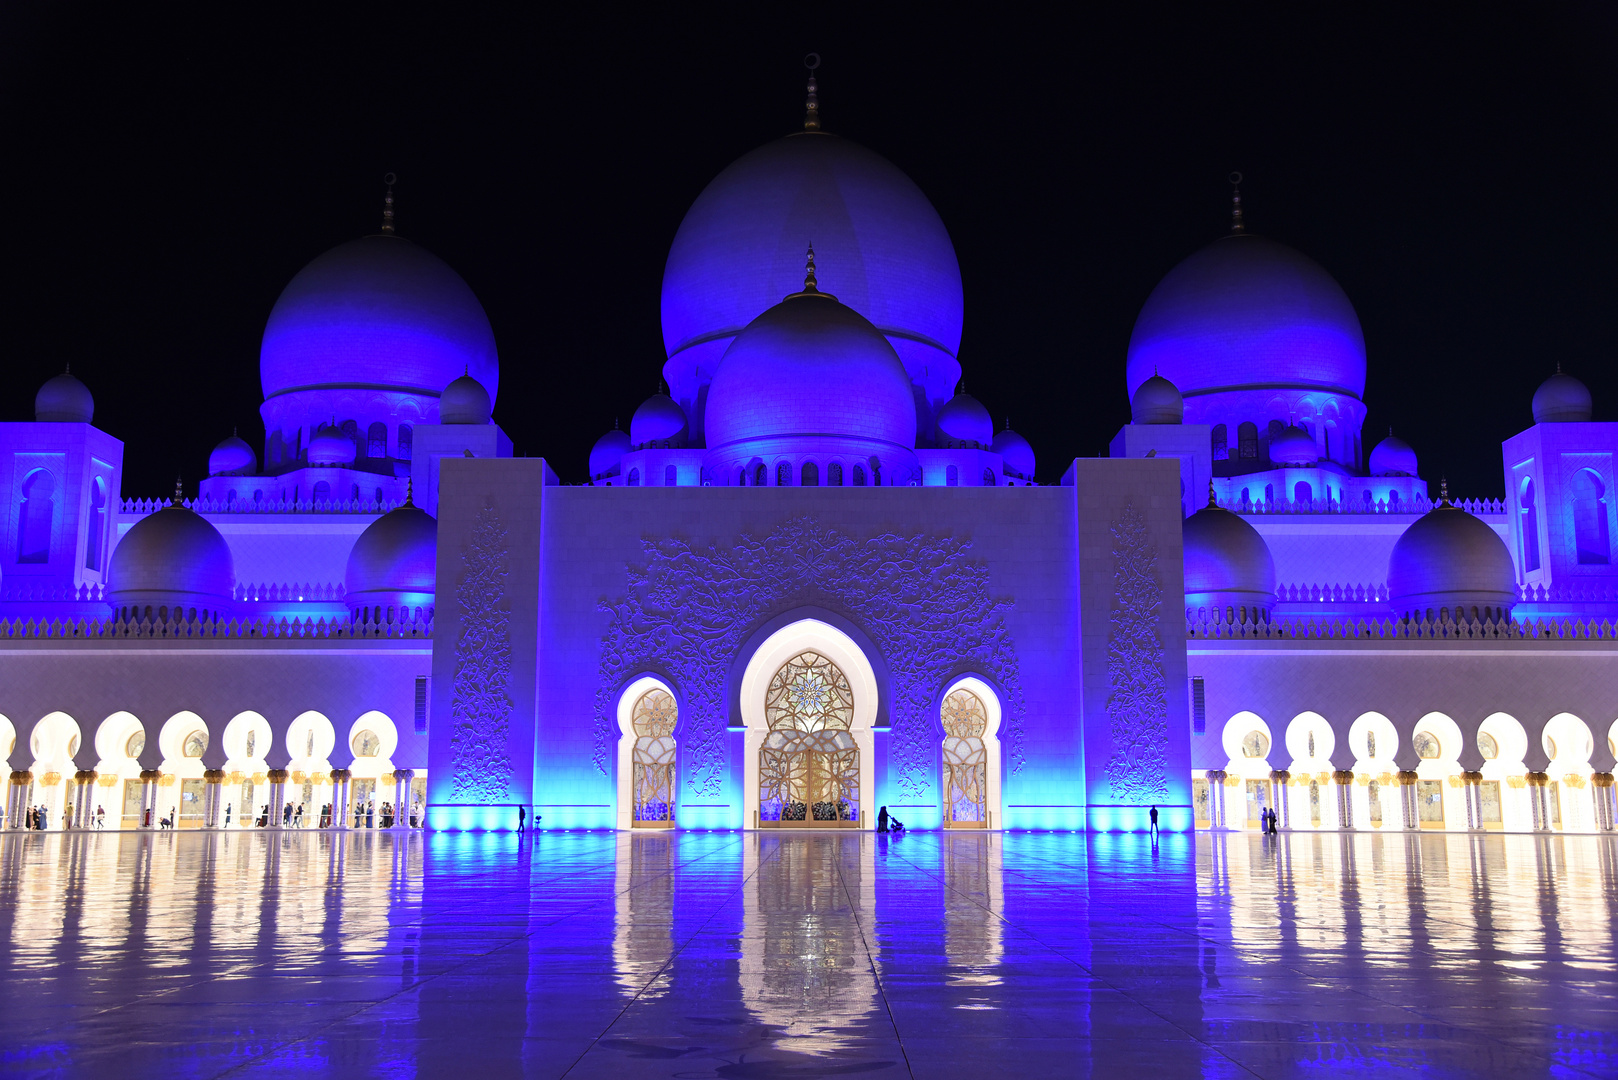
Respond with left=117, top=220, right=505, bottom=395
left=0, top=830, right=1615, bottom=1078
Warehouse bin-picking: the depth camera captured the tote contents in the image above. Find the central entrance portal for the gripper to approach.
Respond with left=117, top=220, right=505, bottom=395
left=759, top=651, right=860, bottom=828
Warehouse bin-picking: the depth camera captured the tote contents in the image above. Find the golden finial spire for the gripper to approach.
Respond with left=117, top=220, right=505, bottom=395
left=404, top=477, right=414, bottom=508
left=172, top=477, right=184, bottom=505
left=381, top=172, right=397, bottom=234
left=803, top=243, right=819, bottom=292
left=1209, top=479, right=1218, bottom=508
left=1440, top=476, right=1450, bottom=504
left=803, top=54, right=821, bottom=130
left=1229, top=171, right=1244, bottom=234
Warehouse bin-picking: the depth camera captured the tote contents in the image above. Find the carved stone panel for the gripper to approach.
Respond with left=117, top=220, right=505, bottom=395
left=1105, top=502, right=1169, bottom=803
left=451, top=501, right=514, bottom=803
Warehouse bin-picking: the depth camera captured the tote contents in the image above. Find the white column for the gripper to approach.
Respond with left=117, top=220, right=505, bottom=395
left=267, top=770, right=287, bottom=829
left=391, top=770, right=412, bottom=829
left=1398, top=772, right=1418, bottom=830
left=139, top=770, right=160, bottom=829
left=1271, top=771, right=1290, bottom=829
left=1334, top=771, right=1355, bottom=830
left=203, top=771, right=224, bottom=828
left=1594, top=774, right=1616, bottom=831
left=330, top=770, right=351, bottom=830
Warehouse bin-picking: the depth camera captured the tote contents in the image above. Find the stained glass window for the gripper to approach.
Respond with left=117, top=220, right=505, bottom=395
left=1414, top=732, right=1441, bottom=759
left=183, top=730, right=207, bottom=758
left=759, top=652, right=858, bottom=826
left=941, top=689, right=989, bottom=826
left=631, top=688, right=677, bottom=825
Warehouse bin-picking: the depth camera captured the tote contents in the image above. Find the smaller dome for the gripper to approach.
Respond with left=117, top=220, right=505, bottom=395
left=1388, top=503, right=1518, bottom=621
left=308, top=422, right=356, bottom=466
left=208, top=434, right=257, bottom=477
left=992, top=427, right=1035, bottom=480
left=1268, top=424, right=1318, bottom=466
left=440, top=373, right=492, bottom=424
left=107, top=502, right=235, bottom=619
left=1131, top=374, right=1183, bottom=425
left=35, top=372, right=93, bottom=423
left=345, top=503, right=437, bottom=620
left=630, top=393, right=687, bottom=449
left=936, top=389, right=993, bottom=448
left=1183, top=505, right=1277, bottom=619
left=1369, top=431, right=1417, bottom=477
left=589, top=427, right=631, bottom=480
left=1533, top=370, right=1592, bottom=423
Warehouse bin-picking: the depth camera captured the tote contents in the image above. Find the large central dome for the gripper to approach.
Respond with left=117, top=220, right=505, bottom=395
left=661, top=132, right=962, bottom=436
left=1125, top=234, right=1366, bottom=403
left=260, top=234, right=499, bottom=404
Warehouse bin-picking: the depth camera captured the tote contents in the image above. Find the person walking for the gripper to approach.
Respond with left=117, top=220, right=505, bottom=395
left=294, top=803, right=304, bottom=828
left=282, top=802, right=292, bottom=827
left=95, top=805, right=104, bottom=829
left=877, top=806, right=890, bottom=833
left=1149, top=805, right=1160, bottom=838
left=224, top=802, right=232, bottom=827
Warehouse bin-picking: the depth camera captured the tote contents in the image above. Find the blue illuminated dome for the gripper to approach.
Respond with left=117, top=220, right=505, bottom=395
left=1183, top=505, right=1276, bottom=620
left=992, top=426, right=1035, bottom=481
left=440, top=373, right=492, bottom=425
left=704, top=288, right=917, bottom=460
left=260, top=234, right=499, bottom=409
left=308, top=422, right=356, bottom=466
left=935, top=389, right=993, bottom=449
left=589, top=428, right=631, bottom=480
left=1268, top=424, right=1319, bottom=466
left=662, top=132, right=963, bottom=435
left=1532, top=370, right=1592, bottom=424
left=344, top=502, right=437, bottom=621
left=108, top=503, right=235, bottom=620
left=1388, top=503, right=1518, bottom=621
left=208, top=434, right=257, bottom=477
left=35, top=372, right=93, bottom=423
left=1369, top=431, right=1418, bottom=477
left=1126, top=235, right=1367, bottom=404
left=1131, top=374, right=1183, bottom=425
left=630, top=393, right=688, bottom=449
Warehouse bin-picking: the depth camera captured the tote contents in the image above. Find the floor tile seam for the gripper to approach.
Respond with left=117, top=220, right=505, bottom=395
left=836, top=849, right=915, bottom=1080
left=556, top=839, right=779, bottom=1080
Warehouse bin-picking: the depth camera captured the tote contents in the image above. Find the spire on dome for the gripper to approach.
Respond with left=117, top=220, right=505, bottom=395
left=381, top=172, right=397, bottom=234
left=803, top=53, right=821, bottom=130
left=1440, top=477, right=1450, bottom=505
left=800, top=243, right=820, bottom=294
left=172, top=477, right=185, bottom=506
left=1229, top=171, right=1244, bottom=234
left=404, top=477, right=414, bottom=508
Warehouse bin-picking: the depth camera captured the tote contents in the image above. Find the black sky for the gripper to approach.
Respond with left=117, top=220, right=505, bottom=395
left=2, top=4, right=1616, bottom=497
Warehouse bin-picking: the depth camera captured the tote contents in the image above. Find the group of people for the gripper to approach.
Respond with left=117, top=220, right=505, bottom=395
left=1258, top=806, right=1279, bottom=834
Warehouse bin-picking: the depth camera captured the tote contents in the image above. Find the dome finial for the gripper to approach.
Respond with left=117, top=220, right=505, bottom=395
left=1440, top=476, right=1450, bottom=505
left=802, top=243, right=819, bottom=293
left=172, top=476, right=185, bottom=505
left=404, top=476, right=414, bottom=508
left=381, top=172, right=397, bottom=234
left=803, top=53, right=821, bottom=131
left=1229, top=171, right=1244, bottom=234
left=1208, top=479, right=1218, bottom=508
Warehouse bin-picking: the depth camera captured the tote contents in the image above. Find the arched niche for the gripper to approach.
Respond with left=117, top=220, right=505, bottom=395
left=1283, top=712, right=1333, bottom=770
left=739, top=618, right=878, bottom=830
left=1221, top=711, right=1274, bottom=777
left=938, top=675, right=1003, bottom=829
left=614, top=674, right=678, bottom=831
left=346, top=711, right=398, bottom=779
left=1347, top=712, right=1399, bottom=769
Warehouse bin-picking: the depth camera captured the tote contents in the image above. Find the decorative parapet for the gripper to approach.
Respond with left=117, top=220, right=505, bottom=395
left=234, top=582, right=346, bottom=603
left=1218, top=494, right=1505, bottom=517
left=0, top=615, right=430, bottom=641
left=120, top=496, right=401, bottom=517
left=1270, top=581, right=1618, bottom=607
left=1188, top=613, right=1618, bottom=642
left=0, top=581, right=348, bottom=604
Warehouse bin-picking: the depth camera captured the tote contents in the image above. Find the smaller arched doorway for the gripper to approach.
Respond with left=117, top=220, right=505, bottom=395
left=939, top=678, right=1003, bottom=829
left=614, top=677, right=678, bottom=830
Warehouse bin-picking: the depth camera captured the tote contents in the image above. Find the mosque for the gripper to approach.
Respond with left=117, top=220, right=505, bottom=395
left=2, top=70, right=1616, bottom=837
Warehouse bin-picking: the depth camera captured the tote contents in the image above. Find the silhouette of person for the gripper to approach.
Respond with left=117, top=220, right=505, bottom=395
left=877, top=806, right=889, bottom=833
left=519, top=805, right=526, bottom=831
left=1149, top=805, right=1160, bottom=838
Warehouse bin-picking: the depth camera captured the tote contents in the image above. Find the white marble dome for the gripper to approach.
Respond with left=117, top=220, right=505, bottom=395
left=1532, top=370, right=1592, bottom=424
left=1369, top=431, right=1418, bottom=477
left=1183, top=505, right=1277, bottom=619
left=344, top=503, right=437, bottom=621
left=208, top=434, right=257, bottom=477
left=308, top=423, right=356, bottom=466
left=35, top=372, right=93, bottom=423
left=1268, top=424, right=1318, bottom=466
left=935, top=390, right=993, bottom=449
left=1388, top=503, right=1518, bottom=620
left=992, top=427, right=1035, bottom=481
left=440, top=373, right=492, bottom=425
left=1131, top=374, right=1184, bottom=425
left=589, top=428, right=631, bottom=480
left=108, top=502, right=235, bottom=620
left=630, top=393, right=688, bottom=449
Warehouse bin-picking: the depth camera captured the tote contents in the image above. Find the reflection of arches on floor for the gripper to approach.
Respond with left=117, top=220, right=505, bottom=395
left=221, top=711, right=272, bottom=829
left=740, top=619, right=877, bottom=830
left=614, top=675, right=678, bottom=831
left=93, top=711, right=146, bottom=825
left=1347, top=712, right=1399, bottom=828
left=1477, top=713, right=1529, bottom=831
left=1542, top=712, right=1596, bottom=831
left=939, top=675, right=1002, bottom=829
left=1283, top=712, right=1334, bottom=830
left=27, top=711, right=82, bottom=829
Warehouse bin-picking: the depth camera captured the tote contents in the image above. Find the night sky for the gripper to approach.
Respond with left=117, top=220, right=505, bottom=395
left=2, top=5, right=1615, bottom=498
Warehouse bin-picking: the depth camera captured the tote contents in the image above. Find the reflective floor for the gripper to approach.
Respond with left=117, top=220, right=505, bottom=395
left=1, top=830, right=1615, bottom=1078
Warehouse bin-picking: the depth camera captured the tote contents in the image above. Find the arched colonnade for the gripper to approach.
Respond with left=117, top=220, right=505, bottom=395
left=2, top=708, right=426, bottom=832
left=1202, top=709, right=1618, bottom=833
